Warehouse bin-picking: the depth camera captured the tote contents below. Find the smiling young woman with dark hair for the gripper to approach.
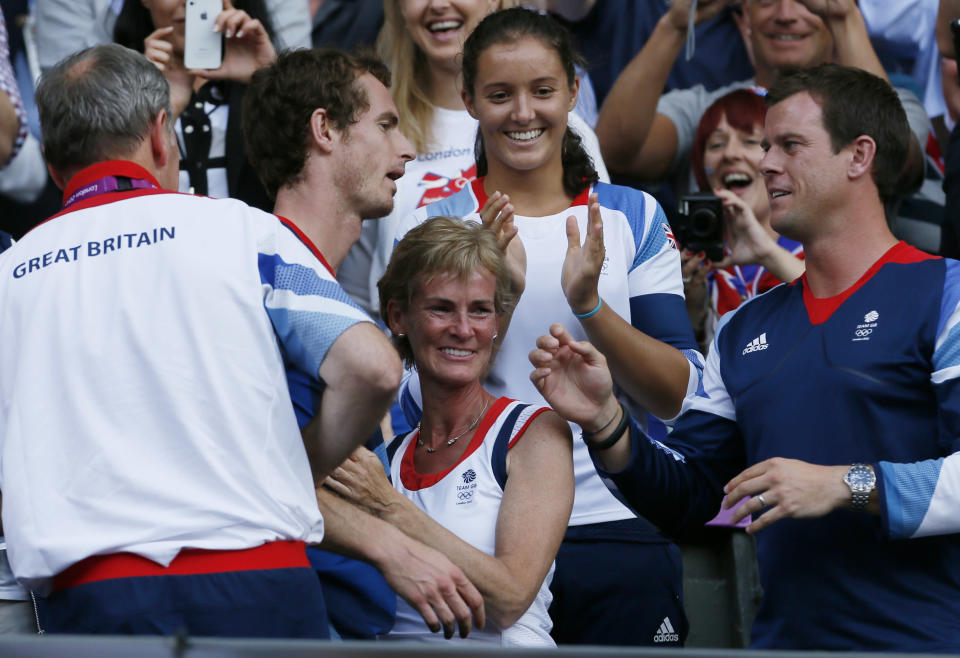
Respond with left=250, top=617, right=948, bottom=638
left=338, top=0, right=608, bottom=317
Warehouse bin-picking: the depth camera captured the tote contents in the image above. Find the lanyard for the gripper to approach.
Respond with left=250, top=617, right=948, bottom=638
left=64, top=176, right=158, bottom=209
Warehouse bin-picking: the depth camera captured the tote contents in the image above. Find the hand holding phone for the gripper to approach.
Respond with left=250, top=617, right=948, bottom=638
left=187, top=7, right=277, bottom=84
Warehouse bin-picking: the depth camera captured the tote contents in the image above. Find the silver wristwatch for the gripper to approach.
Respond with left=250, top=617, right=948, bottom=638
left=843, top=463, right=876, bottom=511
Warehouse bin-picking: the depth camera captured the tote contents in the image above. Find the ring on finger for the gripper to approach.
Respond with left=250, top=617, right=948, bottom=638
left=756, top=493, right=768, bottom=507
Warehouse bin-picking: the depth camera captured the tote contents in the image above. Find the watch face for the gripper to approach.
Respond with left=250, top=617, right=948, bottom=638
left=845, top=466, right=876, bottom=492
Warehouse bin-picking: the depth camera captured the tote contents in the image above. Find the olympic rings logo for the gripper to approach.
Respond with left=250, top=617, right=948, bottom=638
left=855, top=328, right=872, bottom=337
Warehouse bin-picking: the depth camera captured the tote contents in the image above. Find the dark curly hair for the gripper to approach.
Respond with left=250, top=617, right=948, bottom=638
left=461, top=7, right=598, bottom=198
left=242, top=48, right=391, bottom=199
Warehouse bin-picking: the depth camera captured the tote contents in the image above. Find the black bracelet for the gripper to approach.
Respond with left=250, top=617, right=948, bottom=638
left=584, top=403, right=630, bottom=451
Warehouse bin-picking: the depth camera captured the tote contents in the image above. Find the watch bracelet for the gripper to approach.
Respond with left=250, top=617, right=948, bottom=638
left=850, top=490, right=870, bottom=510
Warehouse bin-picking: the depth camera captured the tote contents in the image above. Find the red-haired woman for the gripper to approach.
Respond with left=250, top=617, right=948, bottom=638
left=683, top=89, right=805, bottom=348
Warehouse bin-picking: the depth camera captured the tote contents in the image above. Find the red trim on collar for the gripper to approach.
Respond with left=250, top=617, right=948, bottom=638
left=470, top=177, right=591, bottom=211
left=570, top=185, right=592, bottom=207
left=35, top=161, right=168, bottom=229
left=400, top=397, right=510, bottom=491
left=275, top=215, right=336, bottom=278
left=62, top=161, right=162, bottom=205
left=802, top=241, right=937, bottom=325
left=46, top=188, right=166, bottom=223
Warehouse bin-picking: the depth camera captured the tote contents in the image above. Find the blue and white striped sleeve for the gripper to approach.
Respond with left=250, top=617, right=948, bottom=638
left=258, top=229, right=371, bottom=378
left=682, top=315, right=737, bottom=421
left=601, top=183, right=704, bottom=399
left=878, top=260, right=960, bottom=539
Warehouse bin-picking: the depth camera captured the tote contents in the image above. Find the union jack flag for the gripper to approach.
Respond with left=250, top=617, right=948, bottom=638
left=662, top=222, right=678, bottom=251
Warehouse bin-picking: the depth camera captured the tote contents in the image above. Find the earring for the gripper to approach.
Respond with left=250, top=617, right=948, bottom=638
left=493, top=333, right=499, bottom=341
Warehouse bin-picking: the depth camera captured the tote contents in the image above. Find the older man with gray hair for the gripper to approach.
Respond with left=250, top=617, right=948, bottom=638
left=0, top=43, right=403, bottom=637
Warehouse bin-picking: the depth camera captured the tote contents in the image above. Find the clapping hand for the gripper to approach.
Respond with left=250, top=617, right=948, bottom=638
left=479, top=191, right=526, bottom=297
left=681, top=248, right=710, bottom=300
left=561, top=193, right=604, bottom=316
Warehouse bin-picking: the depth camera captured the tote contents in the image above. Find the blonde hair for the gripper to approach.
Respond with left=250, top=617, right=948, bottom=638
left=378, top=216, right=515, bottom=367
left=378, top=0, right=517, bottom=154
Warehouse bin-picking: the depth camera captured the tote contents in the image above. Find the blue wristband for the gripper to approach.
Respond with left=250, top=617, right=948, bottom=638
left=574, top=298, right=603, bottom=319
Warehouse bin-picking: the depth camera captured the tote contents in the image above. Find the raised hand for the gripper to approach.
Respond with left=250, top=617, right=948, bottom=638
left=144, top=26, right=193, bottom=119
left=793, top=0, right=855, bottom=22
left=191, top=7, right=276, bottom=83
left=666, top=0, right=740, bottom=32
left=529, top=323, right=619, bottom=431
left=561, top=193, right=603, bottom=316
left=681, top=248, right=710, bottom=301
left=479, top=191, right=526, bottom=296
left=713, top=188, right=804, bottom=282
left=712, top=187, right=777, bottom=268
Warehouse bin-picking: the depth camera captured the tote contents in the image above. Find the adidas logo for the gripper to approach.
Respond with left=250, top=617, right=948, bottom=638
left=653, top=616, right=679, bottom=643
left=742, top=332, right=769, bottom=355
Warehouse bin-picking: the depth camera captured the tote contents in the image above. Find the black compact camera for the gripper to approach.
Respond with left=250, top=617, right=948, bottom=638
left=672, top=193, right=724, bottom=262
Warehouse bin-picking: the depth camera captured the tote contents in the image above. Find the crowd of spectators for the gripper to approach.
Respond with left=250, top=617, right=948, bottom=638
left=1, top=0, right=960, bottom=652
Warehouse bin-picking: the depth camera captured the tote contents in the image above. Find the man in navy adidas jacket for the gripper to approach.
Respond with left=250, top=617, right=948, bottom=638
left=530, top=63, right=960, bottom=651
